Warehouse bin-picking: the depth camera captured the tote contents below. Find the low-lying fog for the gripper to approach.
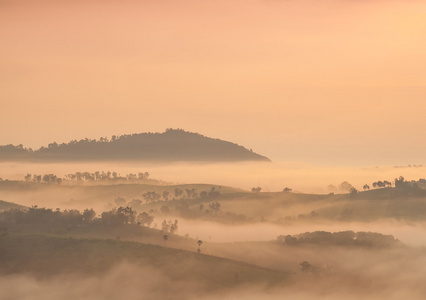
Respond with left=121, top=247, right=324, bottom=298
left=179, top=219, right=426, bottom=247
left=1, top=161, right=424, bottom=193
left=2, top=161, right=426, bottom=299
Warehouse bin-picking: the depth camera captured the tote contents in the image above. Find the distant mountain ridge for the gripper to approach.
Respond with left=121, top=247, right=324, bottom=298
left=0, top=129, right=270, bottom=162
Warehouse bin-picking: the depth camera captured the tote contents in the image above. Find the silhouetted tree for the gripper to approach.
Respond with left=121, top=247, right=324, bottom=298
left=174, top=188, right=183, bottom=199
left=82, top=208, right=96, bottom=224
left=169, top=220, right=178, bottom=233
left=300, top=261, right=313, bottom=272
left=117, top=206, right=136, bottom=224
left=33, top=174, right=42, bottom=183
left=208, top=201, right=221, bottom=215
left=161, top=220, right=169, bottom=232
left=251, top=187, right=262, bottom=193
left=207, top=187, right=221, bottom=198
left=349, top=187, right=358, bottom=197
left=339, top=181, right=353, bottom=192
left=137, top=212, right=154, bottom=227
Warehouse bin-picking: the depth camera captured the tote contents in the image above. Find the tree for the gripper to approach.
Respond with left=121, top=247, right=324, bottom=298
left=208, top=187, right=221, bottom=198
left=137, top=212, right=154, bottom=227
left=169, top=220, right=178, bottom=233
left=174, top=188, right=183, bottom=199
left=161, top=219, right=178, bottom=233
left=349, top=187, right=358, bottom=197
left=208, top=201, right=221, bottom=214
left=363, top=184, right=370, bottom=190
left=82, top=208, right=96, bottom=224
left=300, top=261, right=313, bottom=272
left=197, top=240, right=203, bottom=253
left=251, top=187, right=262, bottom=193
left=117, top=206, right=136, bottom=224
left=283, top=187, right=292, bottom=193
left=101, top=208, right=128, bottom=226
left=339, top=181, right=353, bottom=192
left=185, top=188, right=197, bottom=198
left=42, top=174, right=58, bottom=184
left=162, top=220, right=170, bottom=232
left=384, top=180, right=392, bottom=187
left=395, top=176, right=405, bottom=188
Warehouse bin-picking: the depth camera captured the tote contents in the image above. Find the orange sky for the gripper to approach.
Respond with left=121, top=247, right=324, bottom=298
left=1, top=0, right=426, bottom=165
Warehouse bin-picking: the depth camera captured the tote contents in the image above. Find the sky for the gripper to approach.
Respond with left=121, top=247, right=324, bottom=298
left=1, top=0, right=426, bottom=166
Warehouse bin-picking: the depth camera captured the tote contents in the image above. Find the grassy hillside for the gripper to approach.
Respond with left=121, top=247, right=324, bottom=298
left=0, top=180, right=243, bottom=211
left=0, top=233, right=288, bottom=290
left=0, top=200, right=26, bottom=212
left=3, top=178, right=426, bottom=223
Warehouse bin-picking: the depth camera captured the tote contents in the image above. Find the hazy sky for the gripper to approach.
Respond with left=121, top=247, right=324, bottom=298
left=1, top=0, right=425, bottom=165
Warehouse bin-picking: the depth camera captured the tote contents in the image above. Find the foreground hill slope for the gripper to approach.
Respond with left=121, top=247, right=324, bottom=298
left=0, top=233, right=287, bottom=291
left=0, top=129, right=270, bottom=162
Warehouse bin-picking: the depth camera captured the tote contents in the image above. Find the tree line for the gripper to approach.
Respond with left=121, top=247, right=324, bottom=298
left=277, top=230, right=401, bottom=248
left=0, top=206, right=179, bottom=234
left=21, top=171, right=150, bottom=184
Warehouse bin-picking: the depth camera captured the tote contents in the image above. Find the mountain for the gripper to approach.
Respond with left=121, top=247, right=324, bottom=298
left=0, top=129, right=270, bottom=162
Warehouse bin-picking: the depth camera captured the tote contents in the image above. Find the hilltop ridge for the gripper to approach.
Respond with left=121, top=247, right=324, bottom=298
left=0, top=129, right=270, bottom=162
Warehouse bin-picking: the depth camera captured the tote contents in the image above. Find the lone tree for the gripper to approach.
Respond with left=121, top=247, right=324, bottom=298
left=251, top=187, right=262, bottom=193
left=163, top=234, right=168, bottom=246
left=197, top=240, right=203, bottom=253
left=283, top=187, right=292, bottom=193
left=363, top=184, right=370, bottom=190
left=300, top=261, right=313, bottom=272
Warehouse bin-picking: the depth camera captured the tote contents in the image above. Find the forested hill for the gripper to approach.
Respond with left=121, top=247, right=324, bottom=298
left=0, top=129, right=271, bottom=162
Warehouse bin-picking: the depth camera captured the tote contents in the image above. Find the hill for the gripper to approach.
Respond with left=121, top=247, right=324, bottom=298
left=0, top=234, right=287, bottom=294
left=0, top=129, right=270, bottom=162
left=0, top=200, right=26, bottom=212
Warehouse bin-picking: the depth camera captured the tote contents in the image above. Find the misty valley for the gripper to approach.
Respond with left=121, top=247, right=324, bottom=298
left=3, top=0, right=426, bottom=297
left=1, top=168, right=426, bottom=299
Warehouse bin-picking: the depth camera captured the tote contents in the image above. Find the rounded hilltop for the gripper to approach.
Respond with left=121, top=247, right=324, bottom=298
left=0, top=129, right=271, bottom=162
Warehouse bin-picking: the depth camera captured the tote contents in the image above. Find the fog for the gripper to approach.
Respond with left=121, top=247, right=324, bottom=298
left=1, top=161, right=424, bottom=193
left=2, top=0, right=426, bottom=297
left=2, top=246, right=426, bottom=300
left=2, top=160, right=426, bottom=299
left=178, top=219, right=426, bottom=247
left=0, top=263, right=199, bottom=300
